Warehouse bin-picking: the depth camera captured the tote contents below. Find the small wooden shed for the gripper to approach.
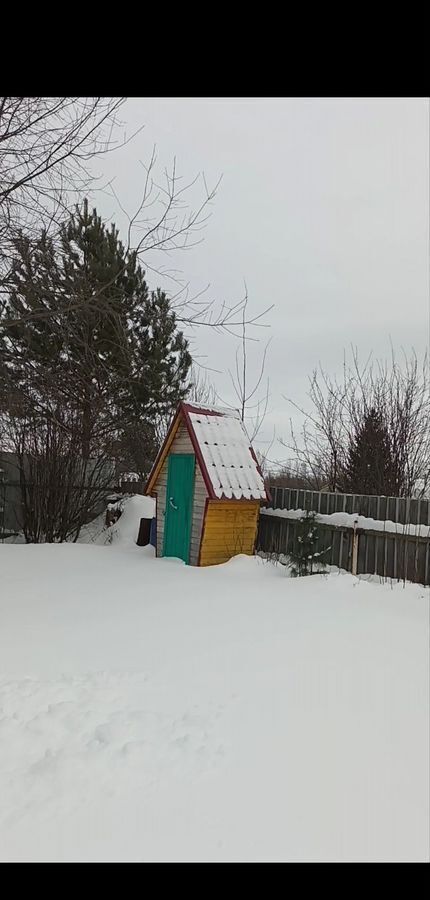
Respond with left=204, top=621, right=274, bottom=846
left=145, top=402, right=269, bottom=566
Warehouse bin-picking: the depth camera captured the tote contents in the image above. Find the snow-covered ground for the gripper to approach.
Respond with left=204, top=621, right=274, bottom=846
left=0, top=498, right=428, bottom=861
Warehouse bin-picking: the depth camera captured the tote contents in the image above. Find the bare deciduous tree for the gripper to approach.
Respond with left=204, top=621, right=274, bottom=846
left=282, top=347, right=430, bottom=497
left=0, top=100, right=274, bottom=540
left=0, top=98, right=128, bottom=280
left=187, top=365, right=217, bottom=407
left=3, top=404, right=115, bottom=543
left=0, top=99, right=268, bottom=338
left=216, top=290, right=272, bottom=442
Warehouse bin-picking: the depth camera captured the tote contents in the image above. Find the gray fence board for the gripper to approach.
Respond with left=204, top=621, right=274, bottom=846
left=267, top=485, right=430, bottom=527
left=257, top=514, right=430, bottom=586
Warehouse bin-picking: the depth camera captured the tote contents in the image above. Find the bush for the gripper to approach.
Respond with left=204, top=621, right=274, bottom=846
left=289, top=510, right=329, bottom=577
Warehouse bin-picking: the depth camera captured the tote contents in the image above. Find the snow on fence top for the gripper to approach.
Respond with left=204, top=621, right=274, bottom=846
left=188, top=409, right=266, bottom=501
left=261, top=507, right=430, bottom=538
left=268, top=486, right=430, bottom=527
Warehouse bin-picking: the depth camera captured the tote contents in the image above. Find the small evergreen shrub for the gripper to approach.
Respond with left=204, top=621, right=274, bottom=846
left=289, top=510, right=329, bottom=577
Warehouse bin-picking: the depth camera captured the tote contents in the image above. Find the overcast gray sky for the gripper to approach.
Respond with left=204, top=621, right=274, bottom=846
left=94, top=97, right=429, bottom=463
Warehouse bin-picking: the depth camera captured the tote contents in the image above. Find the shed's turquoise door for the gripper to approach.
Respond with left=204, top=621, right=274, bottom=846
left=163, top=453, right=195, bottom=562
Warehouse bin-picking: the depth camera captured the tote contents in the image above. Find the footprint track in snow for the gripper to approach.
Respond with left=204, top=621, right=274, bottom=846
left=0, top=671, right=229, bottom=826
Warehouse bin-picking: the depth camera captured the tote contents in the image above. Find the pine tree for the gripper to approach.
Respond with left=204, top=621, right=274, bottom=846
left=343, top=407, right=398, bottom=496
left=289, top=510, right=328, bottom=577
left=0, top=200, right=192, bottom=475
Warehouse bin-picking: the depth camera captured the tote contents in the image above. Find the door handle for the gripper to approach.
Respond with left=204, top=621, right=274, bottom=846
left=169, top=497, right=178, bottom=510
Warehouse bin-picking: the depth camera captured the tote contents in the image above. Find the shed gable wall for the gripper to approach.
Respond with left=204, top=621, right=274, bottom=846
left=155, top=419, right=208, bottom=565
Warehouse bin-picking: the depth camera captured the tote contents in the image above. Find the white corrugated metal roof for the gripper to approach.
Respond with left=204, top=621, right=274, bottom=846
left=188, top=410, right=267, bottom=501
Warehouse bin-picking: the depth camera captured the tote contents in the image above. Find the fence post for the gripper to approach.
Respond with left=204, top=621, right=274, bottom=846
left=0, top=467, right=4, bottom=541
left=425, top=540, right=429, bottom=586
left=351, top=518, right=359, bottom=576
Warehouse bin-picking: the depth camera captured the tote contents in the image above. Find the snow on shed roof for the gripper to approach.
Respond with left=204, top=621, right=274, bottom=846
left=183, top=404, right=267, bottom=501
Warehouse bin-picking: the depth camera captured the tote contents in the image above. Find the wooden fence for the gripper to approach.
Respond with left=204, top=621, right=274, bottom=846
left=257, top=486, right=430, bottom=586
left=267, top=486, right=430, bottom=526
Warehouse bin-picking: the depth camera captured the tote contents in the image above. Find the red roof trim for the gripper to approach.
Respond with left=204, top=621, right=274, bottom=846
left=145, top=401, right=269, bottom=503
left=186, top=402, right=269, bottom=503
left=144, top=406, right=182, bottom=495
left=182, top=402, right=238, bottom=418
left=180, top=403, right=216, bottom=499
left=248, top=443, right=270, bottom=504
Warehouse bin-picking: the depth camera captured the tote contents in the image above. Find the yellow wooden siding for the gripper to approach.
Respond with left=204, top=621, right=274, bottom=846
left=199, top=500, right=259, bottom=567
left=155, top=420, right=208, bottom=564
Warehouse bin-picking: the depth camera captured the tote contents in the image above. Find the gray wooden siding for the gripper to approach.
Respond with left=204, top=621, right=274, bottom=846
left=155, top=421, right=208, bottom=564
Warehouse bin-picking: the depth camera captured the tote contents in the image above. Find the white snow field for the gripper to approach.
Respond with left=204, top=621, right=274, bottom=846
left=0, top=498, right=428, bottom=862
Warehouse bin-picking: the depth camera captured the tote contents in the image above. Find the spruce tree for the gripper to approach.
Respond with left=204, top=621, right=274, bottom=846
left=0, top=200, right=191, bottom=475
left=289, top=510, right=328, bottom=577
left=343, top=407, right=398, bottom=496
